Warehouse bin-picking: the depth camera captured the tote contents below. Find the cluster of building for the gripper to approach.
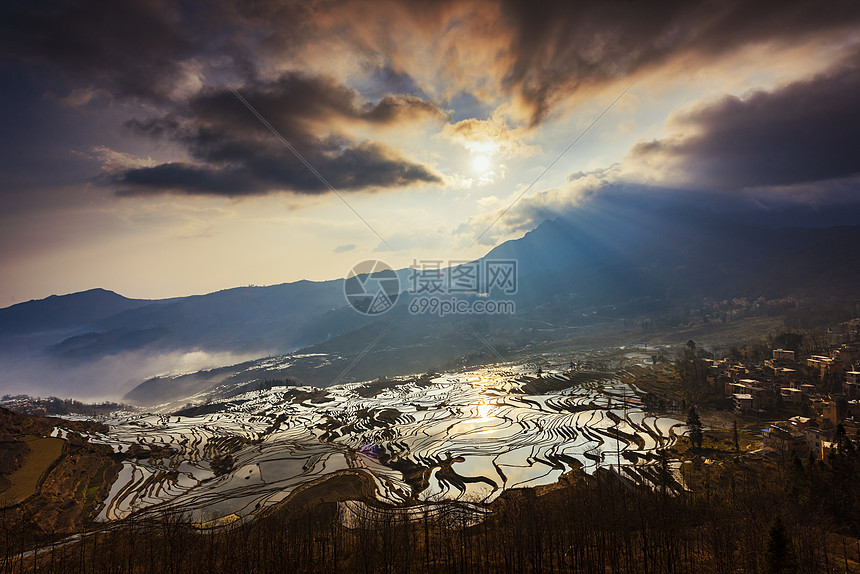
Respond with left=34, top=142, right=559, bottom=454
left=704, top=344, right=860, bottom=459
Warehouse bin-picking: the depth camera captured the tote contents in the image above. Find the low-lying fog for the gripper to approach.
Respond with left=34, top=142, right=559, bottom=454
left=0, top=349, right=266, bottom=402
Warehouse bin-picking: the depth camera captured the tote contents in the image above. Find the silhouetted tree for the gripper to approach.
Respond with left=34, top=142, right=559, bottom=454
left=773, top=332, right=803, bottom=352
left=766, top=516, right=796, bottom=574
left=733, top=419, right=740, bottom=452
left=687, top=407, right=703, bottom=449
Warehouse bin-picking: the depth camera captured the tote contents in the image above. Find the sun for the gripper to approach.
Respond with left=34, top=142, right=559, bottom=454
left=471, top=153, right=492, bottom=173
left=467, top=139, right=499, bottom=174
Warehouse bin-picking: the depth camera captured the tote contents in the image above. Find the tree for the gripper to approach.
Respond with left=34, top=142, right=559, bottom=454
left=656, top=449, right=672, bottom=495
left=733, top=419, right=740, bottom=452
left=536, top=367, right=543, bottom=378
left=773, top=332, right=803, bottom=352
left=837, top=426, right=856, bottom=458
left=687, top=407, right=703, bottom=449
left=729, top=346, right=743, bottom=362
left=766, top=516, right=796, bottom=574
left=685, top=339, right=698, bottom=360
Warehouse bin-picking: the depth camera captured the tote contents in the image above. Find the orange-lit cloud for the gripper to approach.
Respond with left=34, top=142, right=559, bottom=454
left=3, top=0, right=860, bottom=305
left=109, top=73, right=445, bottom=196
left=624, top=52, right=860, bottom=191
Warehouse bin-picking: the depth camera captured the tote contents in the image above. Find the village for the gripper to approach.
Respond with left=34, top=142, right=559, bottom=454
left=699, top=338, right=860, bottom=460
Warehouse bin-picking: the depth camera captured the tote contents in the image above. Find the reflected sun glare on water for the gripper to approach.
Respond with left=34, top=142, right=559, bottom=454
left=475, top=400, right=495, bottom=421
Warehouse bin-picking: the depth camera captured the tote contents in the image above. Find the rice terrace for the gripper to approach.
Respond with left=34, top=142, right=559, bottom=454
left=80, top=366, right=684, bottom=524
left=4, top=0, right=860, bottom=571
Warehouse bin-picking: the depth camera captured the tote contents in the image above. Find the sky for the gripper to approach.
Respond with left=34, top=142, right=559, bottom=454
left=1, top=0, right=860, bottom=307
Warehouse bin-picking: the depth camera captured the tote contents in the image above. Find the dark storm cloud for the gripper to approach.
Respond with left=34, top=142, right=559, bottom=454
left=112, top=142, right=441, bottom=197
left=628, top=55, right=860, bottom=190
left=0, top=0, right=198, bottom=103
left=0, top=0, right=340, bottom=103
left=494, top=0, right=860, bottom=123
left=363, top=94, right=443, bottom=122
left=4, top=0, right=860, bottom=198
left=112, top=163, right=264, bottom=196
left=6, top=0, right=860, bottom=123
left=112, top=73, right=444, bottom=196
left=127, top=73, right=444, bottom=146
left=363, top=65, right=428, bottom=101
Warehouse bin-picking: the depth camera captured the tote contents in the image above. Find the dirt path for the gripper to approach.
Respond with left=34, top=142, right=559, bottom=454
left=2, top=436, right=64, bottom=506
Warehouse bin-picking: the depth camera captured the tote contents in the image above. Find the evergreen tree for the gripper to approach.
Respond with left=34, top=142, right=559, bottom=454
left=835, top=423, right=854, bottom=455
left=766, top=516, right=796, bottom=574
left=831, top=423, right=858, bottom=520
left=687, top=406, right=703, bottom=449
left=657, top=448, right=672, bottom=496
left=733, top=419, right=740, bottom=452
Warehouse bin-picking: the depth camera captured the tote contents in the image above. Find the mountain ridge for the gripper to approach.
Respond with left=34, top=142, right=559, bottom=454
left=3, top=202, right=860, bottom=401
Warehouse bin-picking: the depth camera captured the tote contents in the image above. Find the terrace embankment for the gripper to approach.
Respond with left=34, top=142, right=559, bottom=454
left=13, top=453, right=860, bottom=573
left=0, top=407, right=122, bottom=539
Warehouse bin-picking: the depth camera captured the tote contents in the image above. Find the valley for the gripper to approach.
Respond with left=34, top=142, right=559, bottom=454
left=60, top=366, right=684, bottom=525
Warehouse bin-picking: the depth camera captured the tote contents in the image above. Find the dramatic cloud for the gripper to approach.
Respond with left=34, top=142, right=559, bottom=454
left=442, top=117, right=537, bottom=159
left=7, top=1, right=860, bottom=122
left=455, top=170, right=610, bottom=245
left=0, top=0, right=202, bottom=103
left=3, top=0, right=860, bottom=309
left=109, top=73, right=445, bottom=196
left=251, top=0, right=859, bottom=125
left=493, top=0, right=860, bottom=123
left=462, top=52, right=860, bottom=239
left=626, top=54, right=860, bottom=191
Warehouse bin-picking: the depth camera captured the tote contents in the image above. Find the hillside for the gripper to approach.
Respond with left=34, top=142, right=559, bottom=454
left=0, top=407, right=121, bottom=539
left=3, top=200, right=860, bottom=401
left=0, top=288, right=151, bottom=336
